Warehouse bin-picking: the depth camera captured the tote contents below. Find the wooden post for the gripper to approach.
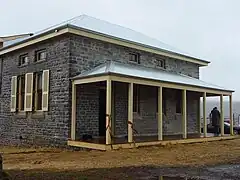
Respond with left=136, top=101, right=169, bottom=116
left=71, top=82, right=76, bottom=140
left=111, top=82, right=115, bottom=136
left=106, top=78, right=112, bottom=145
left=128, top=83, right=133, bottom=143
left=158, top=86, right=163, bottom=140
left=229, top=95, right=233, bottom=135
left=220, top=94, right=224, bottom=136
left=203, top=92, right=207, bottom=137
left=198, top=97, right=201, bottom=134
left=182, top=89, right=187, bottom=139
left=0, top=154, right=2, bottom=178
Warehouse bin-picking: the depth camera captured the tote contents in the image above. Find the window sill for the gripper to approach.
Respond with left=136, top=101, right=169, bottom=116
left=31, top=111, right=45, bottom=119
left=34, top=59, right=46, bottom=64
left=18, top=63, right=29, bottom=68
left=155, top=66, right=166, bottom=70
left=16, top=111, right=27, bottom=118
left=175, top=113, right=182, bottom=115
left=129, top=61, right=140, bottom=65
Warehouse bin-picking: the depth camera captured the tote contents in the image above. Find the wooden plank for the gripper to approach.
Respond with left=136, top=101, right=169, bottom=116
left=106, top=78, right=112, bottom=145
left=198, top=97, right=201, bottom=134
left=111, top=136, right=239, bottom=150
left=74, top=76, right=108, bottom=85
left=128, top=83, right=133, bottom=143
left=71, top=83, right=76, bottom=140
left=111, top=82, right=115, bottom=136
left=158, top=86, right=163, bottom=140
left=203, top=92, right=207, bottom=137
left=230, top=95, right=234, bottom=135
left=67, top=141, right=106, bottom=151
left=67, top=136, right=239, bottom=151
left=220, top=94, right=224, bottom=136
left=182, top=89, right=187, bottom=139
left=110, top=75, right=232, bottom=96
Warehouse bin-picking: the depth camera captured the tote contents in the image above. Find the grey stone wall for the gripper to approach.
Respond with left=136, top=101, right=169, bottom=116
left=69, top=34, right=200, bottom=137
left=76, top=83, right=100, bottom=138
left=0, top=35, right=71, bottom=146
left=75, top=81, right=200, bottom=138
left=112, top=84, right=200, bottom=137
left=69, top=34, right=199, bottom=79
left=0, top=32, right=201, bottom=147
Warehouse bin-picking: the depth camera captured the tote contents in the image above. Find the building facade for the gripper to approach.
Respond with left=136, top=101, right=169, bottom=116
left=0, top=15, right=233, bottom=148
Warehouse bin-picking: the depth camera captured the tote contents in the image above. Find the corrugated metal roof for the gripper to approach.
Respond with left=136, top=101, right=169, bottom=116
left=1, top=15, right=209, bottom=63
left=73, top=61, right=233, bottom=92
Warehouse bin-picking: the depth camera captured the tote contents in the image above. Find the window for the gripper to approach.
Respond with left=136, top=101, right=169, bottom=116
left=176, top=90, right=182, bottom=113
left=156, top=59, right=165, bottom=68
left=33, top=72, right=43, bottom=110
left=35, top=49, right=46, bottom=62
left=19, top=54, right=29, bottom=66
left=129, top=52, right=140, bottom=64
left=16, top=75, right=25, bottom=111
left=133, top=84, right=140, bottom=113
left=10, top=70, right=49, bottom=112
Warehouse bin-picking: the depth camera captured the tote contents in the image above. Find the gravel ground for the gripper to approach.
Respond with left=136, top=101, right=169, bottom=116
left=1, top=138, right=240, bottom=179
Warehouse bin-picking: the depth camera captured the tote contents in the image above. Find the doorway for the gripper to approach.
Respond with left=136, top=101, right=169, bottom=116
left=99, top=89, right=106, bottom=136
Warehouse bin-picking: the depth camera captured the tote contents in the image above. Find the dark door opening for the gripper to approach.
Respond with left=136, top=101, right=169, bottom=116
left=99, top=89, right=106, bottom=136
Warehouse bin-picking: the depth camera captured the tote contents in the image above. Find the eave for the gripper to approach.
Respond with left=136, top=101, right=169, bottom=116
left=0, top=25, right=210, bottom=66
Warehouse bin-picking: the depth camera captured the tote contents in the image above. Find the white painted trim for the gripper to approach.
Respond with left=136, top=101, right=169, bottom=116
left=0, top=28, right=68, bottom=55
left=128, top=82, right=133, bottom=143
left=0, top=26, right=209, bottom=66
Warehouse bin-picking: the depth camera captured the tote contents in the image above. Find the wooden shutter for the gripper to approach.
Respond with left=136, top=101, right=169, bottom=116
left=24, top=73, right=33, bottom=111
left=10, top=76, right=17, bottom=112
left=42, top=70, right=49, bottom=111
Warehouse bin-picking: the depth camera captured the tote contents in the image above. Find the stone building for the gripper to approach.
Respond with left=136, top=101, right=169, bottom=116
left=0, top=15, right=234, bottom=149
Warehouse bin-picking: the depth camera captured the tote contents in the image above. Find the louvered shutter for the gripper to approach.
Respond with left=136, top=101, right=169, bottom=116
left=42, top=70, right=49, bottom=111
left=24, top=73, right=33, bottom=111
left=10, top=76, right=17, bottom=112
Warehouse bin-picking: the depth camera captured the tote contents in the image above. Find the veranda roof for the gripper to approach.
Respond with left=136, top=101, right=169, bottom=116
left=72, top=61, right=233, bottom=93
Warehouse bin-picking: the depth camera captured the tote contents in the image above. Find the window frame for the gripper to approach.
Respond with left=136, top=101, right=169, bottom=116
left=18, top=54, right=29, bottom=66
left=156, top=59, right=165, bottom=68
left=129, top=52, right=140, bottom=64
left=33, top=71, right=43, bottom=111
left=35, top=49, right=47, bottom=62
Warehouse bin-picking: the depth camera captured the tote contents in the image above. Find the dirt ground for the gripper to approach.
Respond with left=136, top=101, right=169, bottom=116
left=2, top=138, right=240, bottom=179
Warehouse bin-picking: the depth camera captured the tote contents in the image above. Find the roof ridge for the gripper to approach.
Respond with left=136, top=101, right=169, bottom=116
left=33, top=14, right=85, bottom=35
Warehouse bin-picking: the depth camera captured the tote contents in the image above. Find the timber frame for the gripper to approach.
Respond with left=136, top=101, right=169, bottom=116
left=69, top=73, right=235, bottom=150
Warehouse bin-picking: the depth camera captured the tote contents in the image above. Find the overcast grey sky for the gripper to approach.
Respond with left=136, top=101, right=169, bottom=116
left=1, top=0, right=239, bottom=100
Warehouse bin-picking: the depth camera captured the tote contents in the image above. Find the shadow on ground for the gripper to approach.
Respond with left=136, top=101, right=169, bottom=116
left=5, top=164, right=240, bottom=180
left=4, top=165, right=180, bottom=180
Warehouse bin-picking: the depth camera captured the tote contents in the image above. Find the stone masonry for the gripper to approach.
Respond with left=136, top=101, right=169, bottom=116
left=71, top=34, right=201, bottom=138
left=0, top=32, right=201, bottom=147
left=0, top=35, right=71, bottom=146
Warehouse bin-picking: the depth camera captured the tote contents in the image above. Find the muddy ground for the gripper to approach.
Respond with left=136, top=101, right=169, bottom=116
left=2, top=138, right=240, bottom=179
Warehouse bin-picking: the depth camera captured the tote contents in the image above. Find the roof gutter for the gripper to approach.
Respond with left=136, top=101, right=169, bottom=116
left=0, top=24, right=68, bottom=53
left=72, top=72, right=234, bottom=94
